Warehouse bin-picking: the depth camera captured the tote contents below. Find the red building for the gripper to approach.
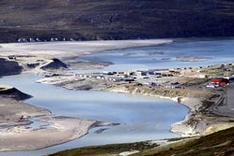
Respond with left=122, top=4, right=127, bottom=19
left=211, top=78, right=229, bottom=86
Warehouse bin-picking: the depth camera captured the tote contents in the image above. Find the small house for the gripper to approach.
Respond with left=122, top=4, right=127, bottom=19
left=136, top=71, right=147, bottom=76
left=147, top=71, right=155, bottom=75
left=102, top=71, right=114, bottom=75
left=169, top=70, right=180, bottom=76
left=122, top=78, right=135, bottom=82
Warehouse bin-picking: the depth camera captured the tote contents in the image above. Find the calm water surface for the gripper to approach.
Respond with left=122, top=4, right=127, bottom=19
left=77, top=38, right=234, bottom=72
left=0, top=74, right=187, bottom=156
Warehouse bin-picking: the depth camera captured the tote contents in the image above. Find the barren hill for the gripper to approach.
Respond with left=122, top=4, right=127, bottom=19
left=0, top=0, right=234, bottom=42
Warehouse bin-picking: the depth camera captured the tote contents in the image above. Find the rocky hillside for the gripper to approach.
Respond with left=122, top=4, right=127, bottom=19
left=0, top=0, right=234, bottom=42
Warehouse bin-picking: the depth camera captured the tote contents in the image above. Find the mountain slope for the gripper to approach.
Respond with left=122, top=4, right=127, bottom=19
left=0, top=0, right=234, bottom=42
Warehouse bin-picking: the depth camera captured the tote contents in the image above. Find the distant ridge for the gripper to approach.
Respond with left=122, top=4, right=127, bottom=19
left=0, top=0, right=234, bottom=43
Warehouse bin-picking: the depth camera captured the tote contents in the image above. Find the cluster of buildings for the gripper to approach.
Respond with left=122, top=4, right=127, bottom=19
left=78, top=69, right=180, bottom=79
left=75, top=69, right=183, bottom=88
left=17, top=37, right=79, bottom=43
left=75, top=61, right=234, bottom=89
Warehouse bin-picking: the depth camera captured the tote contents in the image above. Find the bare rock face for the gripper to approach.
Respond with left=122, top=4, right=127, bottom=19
left=0, top=86, right=32, bottom=100
left=0, top=58, right=23, bottom=77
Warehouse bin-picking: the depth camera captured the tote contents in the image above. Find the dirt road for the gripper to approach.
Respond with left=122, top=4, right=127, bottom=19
left=214, top=84, right=234, bottom=117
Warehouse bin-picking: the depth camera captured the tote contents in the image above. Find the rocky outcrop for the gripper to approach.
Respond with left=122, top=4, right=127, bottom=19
left=0, top=86, right=32, bottom=100
left=0, top=58, right=22, bottom=77
left=40, top=58, right=68, bottom=70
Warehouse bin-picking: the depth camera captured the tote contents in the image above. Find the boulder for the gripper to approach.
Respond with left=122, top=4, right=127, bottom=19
left=40, top=58, right=68, bottom=70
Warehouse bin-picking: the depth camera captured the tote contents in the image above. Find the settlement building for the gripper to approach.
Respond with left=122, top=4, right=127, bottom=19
left=211, top=78, right=229, bottom=86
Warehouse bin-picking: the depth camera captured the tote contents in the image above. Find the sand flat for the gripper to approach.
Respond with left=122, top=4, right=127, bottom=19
left=0, top=116, right=95, bottom=151
left=0, top=94, right=95, bottom=152
left=0, top=39, right=172, bottom=57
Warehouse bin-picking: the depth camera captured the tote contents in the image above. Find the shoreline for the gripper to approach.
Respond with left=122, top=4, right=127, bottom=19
left=0, top=89, right=98, bottom=152
left=108, top=86, right=234, bottom=137
left=0, top=39, right=234, bottom=152
left=0, top=39, right=175, bottom=152
left=37, top=66, right=234, bottom=138
left=107, top=88, right=209, bottom=137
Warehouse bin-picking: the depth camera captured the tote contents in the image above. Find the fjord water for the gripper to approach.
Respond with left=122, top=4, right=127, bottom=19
left=0, top=38, right=233, bottom=156
left=78, top=38, right=234, bottom=72
left=0, top=74, right=188, bottom=156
